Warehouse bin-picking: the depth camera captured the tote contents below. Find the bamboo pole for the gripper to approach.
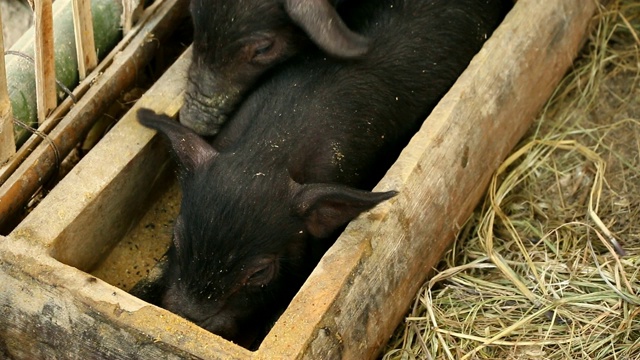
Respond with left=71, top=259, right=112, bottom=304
left=33, top=0, right=57, bottom=124
left=0, top=0, right=190, bottom=232
left=0, top=7, right=15, bottom=165
left=9, top=0, right=124, bottom=147
left=71, top=0, right=97, bottom=80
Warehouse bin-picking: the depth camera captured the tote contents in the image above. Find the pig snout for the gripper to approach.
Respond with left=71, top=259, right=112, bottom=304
left=161, top=284, right=240, bottom=340
left=180, top=79, right=241, bottom=136
left=182, top=0, right=370, bottom=135
left=179, top=98, right=228, bottom=137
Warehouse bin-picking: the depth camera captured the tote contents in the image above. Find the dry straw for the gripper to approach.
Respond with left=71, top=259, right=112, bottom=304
left=383, top=1, right=640, bottom=359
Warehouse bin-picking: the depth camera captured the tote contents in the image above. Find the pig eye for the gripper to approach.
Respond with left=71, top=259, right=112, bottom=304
left=243, top=258, right=276, bottom=287
left=249, top=39, right=278, bottom=64
left=254, top=41, right=274, bottom=55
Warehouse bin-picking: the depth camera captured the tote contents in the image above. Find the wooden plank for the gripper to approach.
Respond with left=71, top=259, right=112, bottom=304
left=71, top=0, right=98, bottom=80
left=33, top=0, right=57, bottom=123
left=258, top=0, right=600, bottom=358
left=10, top=48, right=189, bottom=272
left=0, top=0, right=190, bottom=232
left=0, top=236, right=251, bottom=359
left=0, top=7, right=15, bottom=165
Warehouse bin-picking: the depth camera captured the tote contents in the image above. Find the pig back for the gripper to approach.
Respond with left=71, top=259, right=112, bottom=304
left=213, top=0, right=509, bottom=188
left=146, top=0, right=510, bottom=348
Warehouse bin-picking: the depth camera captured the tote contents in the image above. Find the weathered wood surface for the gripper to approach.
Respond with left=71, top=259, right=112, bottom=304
left=0, top=8, right=14, bottom=165
left=0, top=0, right=189, bottom=232
left=258, top=0, right=600, bottom=358
left=72, top=0, right=98, bottom=80
left=0, top=235, right=252, bottom=359
left=33, top=0, right=57, bottom=123
left=10, top=48, right=191, bottom=270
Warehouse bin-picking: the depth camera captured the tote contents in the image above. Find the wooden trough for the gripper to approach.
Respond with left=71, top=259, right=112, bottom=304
left=0, top=0, right=599, bottom=358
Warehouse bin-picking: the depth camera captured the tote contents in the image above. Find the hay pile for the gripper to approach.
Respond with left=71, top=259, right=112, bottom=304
left=383, top=1, right=640, bottom=359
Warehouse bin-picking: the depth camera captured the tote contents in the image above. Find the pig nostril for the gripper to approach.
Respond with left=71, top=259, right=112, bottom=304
left=184, top=93, right=230, bottom=123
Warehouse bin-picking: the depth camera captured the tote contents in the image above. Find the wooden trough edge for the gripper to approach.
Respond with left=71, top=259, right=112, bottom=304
left=9, top=48, right=191, bottom=271
left=258, top=0, right=601, bottom=358
left=0, top=234, right=252, bottom=359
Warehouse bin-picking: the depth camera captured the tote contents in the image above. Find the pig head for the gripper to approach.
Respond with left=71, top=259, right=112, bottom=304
left=180, top=0, right=369, bottom=136
left=137, top=109, right=395, bottom=345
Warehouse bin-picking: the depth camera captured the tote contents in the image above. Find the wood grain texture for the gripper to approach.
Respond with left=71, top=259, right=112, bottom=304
left=33, top=0, right=56, bottom=123
left=71, top=0, right=97, bottom=80
left=0, top=8, right=15, bottom=165
left=10, top=48, right=190, bottom=269
left=259, top=0, right=600, bottom=358
left=3, top=49, right=250, bottom=360
left=0, top=235, right=252, bottom=359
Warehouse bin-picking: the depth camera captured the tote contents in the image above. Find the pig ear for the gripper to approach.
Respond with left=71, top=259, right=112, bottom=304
left=137, top=108, right=218, bottom=174
left=285, top=0, right=370, bottom=58
left=294, top=184, right=397, bottom=238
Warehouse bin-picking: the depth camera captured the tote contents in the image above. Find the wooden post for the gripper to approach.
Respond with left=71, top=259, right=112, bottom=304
left=0, top=7, right=15, bottom=164
left=71, top=0, right=98, bottom=80
left=33, top=0, right=57, bottom=124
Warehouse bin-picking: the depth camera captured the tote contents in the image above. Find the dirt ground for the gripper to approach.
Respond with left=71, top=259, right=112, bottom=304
left=91, top=180, right=180, bottom=292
